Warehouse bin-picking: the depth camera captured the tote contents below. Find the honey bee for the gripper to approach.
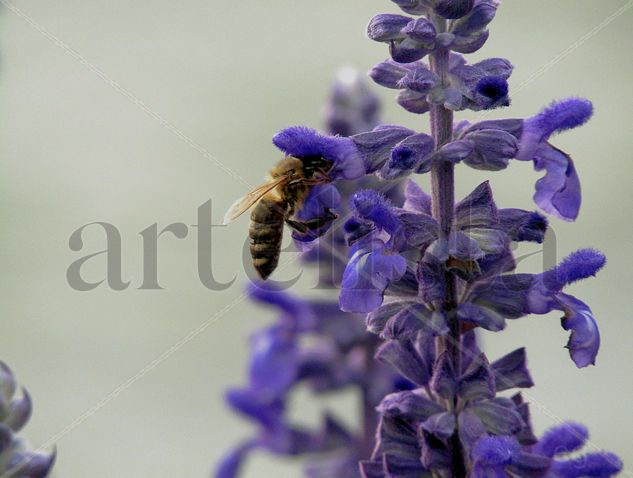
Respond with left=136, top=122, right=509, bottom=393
left=223, top=156, right=336, bottom=280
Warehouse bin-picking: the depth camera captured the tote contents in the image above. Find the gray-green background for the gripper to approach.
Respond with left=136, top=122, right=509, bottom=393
left=0, top=0, right=631, bottom=476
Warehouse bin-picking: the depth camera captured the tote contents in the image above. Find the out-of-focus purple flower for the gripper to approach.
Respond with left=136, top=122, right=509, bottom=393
left=216, top=284, right=401, bottom=478
left=0, top=362, right=55, bottom=478
left=324, top=68, right=381, bottom=137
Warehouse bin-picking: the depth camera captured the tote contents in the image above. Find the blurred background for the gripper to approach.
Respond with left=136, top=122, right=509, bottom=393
left=0, top=0, right=631, bottom=476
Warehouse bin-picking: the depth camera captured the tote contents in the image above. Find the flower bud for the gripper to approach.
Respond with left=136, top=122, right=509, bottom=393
left=434, top=0, right=475, bottom=19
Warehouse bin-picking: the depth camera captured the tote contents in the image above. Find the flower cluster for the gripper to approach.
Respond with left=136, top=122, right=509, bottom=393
left=219, top=0, right=623, bottom=477
left=0, top=362, right=55, bottom=478
left=216, top=284, right=402, bottom=478
left=340, top=182, right=604, bottom=368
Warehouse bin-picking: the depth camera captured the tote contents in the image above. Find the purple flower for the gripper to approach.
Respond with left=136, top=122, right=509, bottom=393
left=367, top=14, right=436, bottom=63
left=370, top=53, right=511, bottom=113
left=516, top=98, right=593, bottom=221
left=273, top=126, right=365, bottom=180
left=460, top=97, right=593, bottom=220
left=324, top=68, right=381, bottom=137
left=469, top=426, right=623, bottom=478
left=0, top=362, right=55, bottom=478
left=527, top=249, right=606, bottom=367
left=223, top=0, right=621, bottom=476
left=340, top=191, right=410, bottom=313
left=217, top=284, right=401, bottom=478
left=340, top=239, right=408, bottom=313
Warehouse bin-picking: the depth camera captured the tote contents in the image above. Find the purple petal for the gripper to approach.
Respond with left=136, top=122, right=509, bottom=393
left=369, top=60, right=415, bottom=89
left=557, top=293, right=600, bottom=368
left=247, top=283, right=314, bottom=329
left=434, top=0, right=474, bottom=19
left=249, top=328, right=298, bottom=394
left=6, top=448, right=57, bottom=478
left=402, top=18, right=436, bottom=44
left=215, top=440, right=259, bottom=478
left=474, top=58, right=514, bottom=79
left=324, top=67, right=381, bottom=137
left=451, top=29, right=490, bottom=54
left=397, top=65, right=438, bottom=93
left=451, top=0, right=498, bottom=36
left=541, top=248, right=606, bottom=291
left=367, top=14, right=411, bottom=42
left=532, top=144, right=581, bottom=221
left=390, top=38, right=431, bottom=64
left=226, top=388, right=284, bottom=428
left=397, top=88, right=431, bottom=114
left=474, top=76, right=510, bottom=109
left=390, top=0, right=430, bottom=15
left=292, top=184, right=341, bottom=243
left=471, top=435, right=520, bottom=465
left=340, top=243, right=407, bottom=313
left=534, top=422, right=588, bottom=458
left=272, top=126, right=364, bottom=180
left=519, top=98, right=593, bottom=158
left=551, top=453, right=623, bottom=478
left=508, top=452, right=551, bottom=478
left=5, top=388, right=32, bottom=432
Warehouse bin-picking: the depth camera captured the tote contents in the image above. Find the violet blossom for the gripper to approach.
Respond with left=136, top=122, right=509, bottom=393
left=0, top=362, right=55, bottom=478
left=218, top=1, right=622, bottom=477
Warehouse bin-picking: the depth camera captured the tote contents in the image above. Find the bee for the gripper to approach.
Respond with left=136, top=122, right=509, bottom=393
left=223, top=156, right=337, bottom=280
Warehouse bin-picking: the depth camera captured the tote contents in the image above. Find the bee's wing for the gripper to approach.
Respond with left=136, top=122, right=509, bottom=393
left=223, top=176, right=291, bottom=225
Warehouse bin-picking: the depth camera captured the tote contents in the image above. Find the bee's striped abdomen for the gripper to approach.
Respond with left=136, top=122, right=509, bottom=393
left=249, top=197, right=287, bottom=280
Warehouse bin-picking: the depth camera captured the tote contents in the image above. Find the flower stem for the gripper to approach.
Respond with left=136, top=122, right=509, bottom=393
left=429, top=16, right=467, bottom=478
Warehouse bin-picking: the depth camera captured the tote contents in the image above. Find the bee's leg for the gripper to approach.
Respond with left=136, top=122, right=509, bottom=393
left=285, top=209, right=338, bottom=233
